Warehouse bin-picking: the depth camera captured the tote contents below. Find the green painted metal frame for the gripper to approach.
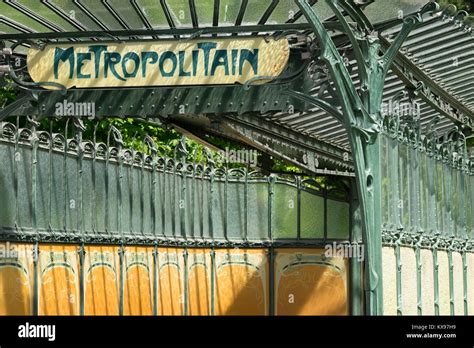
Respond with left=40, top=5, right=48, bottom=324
left=2, top=0, right=473, bottom=317
left=294, top=0, right=439, bottom=315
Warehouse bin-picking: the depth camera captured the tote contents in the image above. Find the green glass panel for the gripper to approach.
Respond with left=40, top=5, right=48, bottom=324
left=226, top=181, right=246, bottom=240
left=218, top=0, right=241, bottom=25
left=327, top=199, right=349, bottom=240
left=74, top=0, right=125, bottom=30
left=241, top=0, right=272, bottom=25
left=300, top=190, right=324, bottom=239
left=165, top=0, right=192, bottom=27
left=0, top=1, right=65, bottom=33
left=136, top=0, right=169, bottom=28
left=0, top=146, right=16, bottom=228
left=141, top=169, right=153, bottom=236
left=66, top=154, right=79, bottom=233
left=50, top=0, right=103, bottom=31
left=211, top=180, right=225, bottom=239
left=51, top=152, right=65, bottom=231
left=271, top=183, right=297, bottom=239
left=194, top=0, right=215, bottom=26
left=267, top=0, right=300, bottom=24
left=247, top=182, right=268, bottom=240
left=108, top=0, right=149, bottom=29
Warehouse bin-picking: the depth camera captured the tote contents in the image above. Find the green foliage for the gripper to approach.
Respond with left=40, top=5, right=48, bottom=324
left=438, top=0, right=474, bottom=12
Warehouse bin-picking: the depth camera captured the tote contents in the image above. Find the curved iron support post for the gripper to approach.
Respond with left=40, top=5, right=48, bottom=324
left=295, top=0, right=437, bottom=315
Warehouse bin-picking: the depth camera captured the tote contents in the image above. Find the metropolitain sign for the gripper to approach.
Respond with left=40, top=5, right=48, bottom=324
left=27, top=37, right=289, bottom=89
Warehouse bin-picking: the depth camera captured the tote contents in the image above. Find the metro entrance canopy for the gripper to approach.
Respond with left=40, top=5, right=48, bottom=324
left=1, top=0, right=474, bottom=316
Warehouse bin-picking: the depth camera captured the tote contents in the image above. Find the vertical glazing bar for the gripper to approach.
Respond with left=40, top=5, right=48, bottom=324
left=433, top=241, right=440, bottom=315
left=395, top=240, right=402, bottom=315
left=448, top=248, right=455, bottom=315
left=48, top=121, right=53, bottom=233
left=32, top=242, right=38, bottom=316
left=297, top=176, right=301, bottom=240
left=191, top=164, right=195, bottom=239
left=323, top=185, right=328, bottom=241
left=77, top=123, right=84, bottom=241
left=140, top=157, right=145, bottom=238
left=183, top=249, right=188, bottom=315
left=210, top=248, right=215, bottom=315
left=244, top=170, right=248, bottom=241
left=200, top=168, right=204, bottom=239
left=416, top=239, right=422, bottom=315
left=209, top=172, right=214, bottom=240
left=92, top=126, right=97, bottom=236
left=151, top=155, right=157, bottom=239
left=268, top=176, right=274, bottom=241
left=118, top=145, right=124, bottom=241
left=118, top=245, right=124, bottom=316
left=181, top=166, right=186, bottom=239
left=14, top=117, right=19, bottom=229
left=128, top=153, right=133, bottom=238
left=160, top=161, right=166, bottom=236
left=224, top=171, right=228, bottom=240
left=153, top=244, right=158, bottom=316
left=268, top=247, right=275, bottom=316
left=462, top=246, right=468, bottom=315
left=31, top=118, right=38, bottom=239
left=79, top=244, right=85, bottom=316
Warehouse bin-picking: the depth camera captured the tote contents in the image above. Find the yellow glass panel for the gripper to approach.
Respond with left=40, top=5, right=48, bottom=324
left=84, top=245, right=120, bottom=316
left=275, top=248, right=348, bottom=315
left=214, top=249, right=268, bottom=315
left=39, top=244, right=79, bottom=316
left=157, top=248, right=184, bottom=315
left=187, top=249, right=211, bottom=316
left=0, top=243, right=34, bottom=315
left=123, top=246, right=154, bottom=316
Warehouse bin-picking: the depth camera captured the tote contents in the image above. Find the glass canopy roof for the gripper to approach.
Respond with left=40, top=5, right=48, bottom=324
left=0, top=0, right=429, bottom=36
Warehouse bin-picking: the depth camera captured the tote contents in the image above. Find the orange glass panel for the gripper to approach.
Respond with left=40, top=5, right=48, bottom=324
left=275, top=248, right=348, bottom=315
left=214, top=249, right=268, bottom=316
left=123, top=246, right=154, bottom=316
left=84, top=245, right=120, bottom=316
left=187, top=249, right=211, bottom=315
left=0, top=243, right=34, bottom=315
left=39, top=244, right=80, bottom=316
left=157, top=247, right=184, bottom=315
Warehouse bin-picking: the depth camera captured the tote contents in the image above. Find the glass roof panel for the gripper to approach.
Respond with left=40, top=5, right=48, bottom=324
left=0, top=1, right=54, bottom=33
left=218, top=0, right=242, bottom=26
left=14, top=0, right=78, bottom=31
left=135, top=0, right=169, bottom=28
left=165, top=0, right=192, bottom=28
left=194, top=0, right=216, bottom=27
left=74, top=0, right=127, bottom=30
left=363, top=0, right=430, bottom=23
left=49, top=0, right=103, bottom=31
left=267, top=0, right=301, bottom=24
left=108, top=0, right=149, bottom=29
left=0, top=0, right=436, bottom=35
left=299, top=1, right=333, bottom=23
left=241, top=0, right=273, bottom=25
